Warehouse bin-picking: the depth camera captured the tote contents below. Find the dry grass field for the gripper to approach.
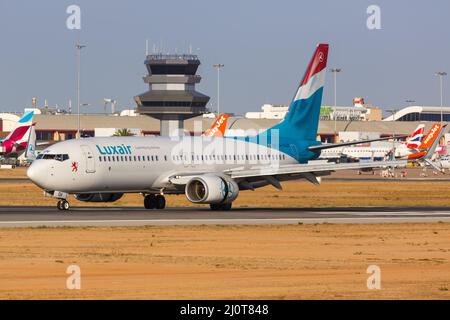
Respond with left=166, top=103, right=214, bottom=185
left=1, top=178, right=450, bottom=208
left=0, top=168, right=449, bottom=300
left=0, top=223, right=449, bottom=299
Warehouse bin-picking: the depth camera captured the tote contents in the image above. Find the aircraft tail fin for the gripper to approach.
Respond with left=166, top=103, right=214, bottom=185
left=269, top=44, right=329, bottom=141
left=204, top=114, right=229, bottom=137
left=4, top=111, right=34, bottom=142
left=24, top=124, right=37, bottom=161
left=419, top=123, right=442, bottom=150
left=405, top=124, right=425, bottom=149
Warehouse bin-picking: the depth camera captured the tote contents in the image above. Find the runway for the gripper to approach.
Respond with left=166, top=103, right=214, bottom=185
left=0, top=206, right=449, bottom=227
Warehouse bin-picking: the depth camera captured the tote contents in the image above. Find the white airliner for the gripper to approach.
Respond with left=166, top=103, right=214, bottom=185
left=320, top=124, right=425, bottom=161
left=27, top=44, right=405, bottom=211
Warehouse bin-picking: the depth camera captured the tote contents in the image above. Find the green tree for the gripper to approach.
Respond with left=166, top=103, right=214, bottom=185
left=113, top=128, right=135, bottom=137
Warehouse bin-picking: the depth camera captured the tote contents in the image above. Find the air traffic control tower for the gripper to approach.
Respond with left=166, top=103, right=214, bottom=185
left=134, top=54, right=210, bottom=136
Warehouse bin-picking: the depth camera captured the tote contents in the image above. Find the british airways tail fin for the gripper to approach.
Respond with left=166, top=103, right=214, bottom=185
left=405, top=124, right=425, bottom=149
left=271, top=44, right=329, bottom=141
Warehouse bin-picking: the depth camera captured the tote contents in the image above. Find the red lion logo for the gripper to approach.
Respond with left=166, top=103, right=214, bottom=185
left=71, top=161, right=78, bottom=172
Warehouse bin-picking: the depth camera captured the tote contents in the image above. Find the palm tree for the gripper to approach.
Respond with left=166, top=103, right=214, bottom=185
left=113, top=128, right=135, bottom=137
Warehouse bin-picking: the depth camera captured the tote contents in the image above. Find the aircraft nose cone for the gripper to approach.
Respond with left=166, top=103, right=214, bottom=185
left=27, top=164, right=38, bottom=182
left=27, top=162, right=46, bottom=188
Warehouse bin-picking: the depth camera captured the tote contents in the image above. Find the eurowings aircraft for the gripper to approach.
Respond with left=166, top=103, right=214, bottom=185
left=0, top=111, right=34, bottom=158
left=27, top=44, right=405, bottom=211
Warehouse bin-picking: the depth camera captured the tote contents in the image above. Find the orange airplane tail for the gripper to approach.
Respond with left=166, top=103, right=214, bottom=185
left=204, top=114, right=229, bottom=137
left=419, top=123, right=441, bottom=149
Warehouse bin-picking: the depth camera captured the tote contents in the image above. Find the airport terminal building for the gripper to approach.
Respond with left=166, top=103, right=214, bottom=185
left=0, top=105, right=449, bottom=143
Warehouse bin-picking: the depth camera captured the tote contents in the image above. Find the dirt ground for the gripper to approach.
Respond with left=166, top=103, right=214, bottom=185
left=3, top=179, right=450, bottom=208
left=0, top=223, right=449, bottom=299
left=3, top=167, right=450, bottom=208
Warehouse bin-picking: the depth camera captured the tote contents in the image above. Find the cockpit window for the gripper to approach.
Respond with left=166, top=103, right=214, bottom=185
left=40, top=154, right=69, bottom=161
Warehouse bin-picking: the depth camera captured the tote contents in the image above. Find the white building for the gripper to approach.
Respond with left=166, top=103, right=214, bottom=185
left=383, top=106, right=450, bottom=121
left=245, top=104, right=289, bottom=119
left=0, top=113, right=20, bottom=132
left=245, top=103, right=371, bottom=121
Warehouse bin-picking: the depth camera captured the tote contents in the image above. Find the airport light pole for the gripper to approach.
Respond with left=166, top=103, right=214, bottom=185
left=76, top=42, right=86, bottom=138
left=213, top=64, right=224, bottom=116
left=330, top=68, right=342, bottom=142
left=435, top=71, right=447, bottom=124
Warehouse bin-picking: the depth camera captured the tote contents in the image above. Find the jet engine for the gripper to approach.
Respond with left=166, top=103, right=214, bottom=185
left=75, top=193, right=124, bottom=202
left=185, top=175, right=239, bottom=204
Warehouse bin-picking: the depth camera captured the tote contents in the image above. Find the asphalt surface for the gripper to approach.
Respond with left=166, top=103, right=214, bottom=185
left=0, top=206, right=449, bottom=227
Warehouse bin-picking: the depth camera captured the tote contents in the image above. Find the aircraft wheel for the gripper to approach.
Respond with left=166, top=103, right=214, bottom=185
left=57, top=200, right=70, bottom=211
left=144, top=194, right=156, bottom=209
left=61, top=200, right=70, bottom=210
left=210, top=204, right=220, bottom=211
left=220, top=203, right=232, bottom=211
left=155, top=195, right=166, bottom=209
left=210, top=203, right=232, bottom=211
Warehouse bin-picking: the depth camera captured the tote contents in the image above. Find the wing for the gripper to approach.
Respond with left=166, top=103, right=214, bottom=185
left=225, top=160, right=406, bottom=180
left=168, top=160, right=407, bottom=189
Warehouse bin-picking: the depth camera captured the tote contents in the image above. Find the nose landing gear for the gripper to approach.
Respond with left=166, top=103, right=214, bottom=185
left=144, top=194, right=166, bottom=210
left=57, top=200, right=70, bottom=211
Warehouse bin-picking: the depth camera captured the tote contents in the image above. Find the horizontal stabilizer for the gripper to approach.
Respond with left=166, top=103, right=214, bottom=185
left=308, top=135, right=408, bottom=151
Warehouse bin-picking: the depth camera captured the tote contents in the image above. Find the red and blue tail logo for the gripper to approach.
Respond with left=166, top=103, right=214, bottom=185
left=405, top=124, right=425, bottom=149
left=271, top=44, right=329, bottom=142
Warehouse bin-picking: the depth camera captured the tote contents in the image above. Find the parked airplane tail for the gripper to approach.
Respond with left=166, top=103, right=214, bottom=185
left=4, top=111, right=34, bottom=143
left=204, top=114, right=229, bottom=137
left=419, top=123, right=441, bottom=149
left=405, top=124, right=425, bottom=149
left=407, top=123, right=447, bottom=160
left=24, top=124, right=37, bottom=161
left=269, top=43, right=329, bottom=141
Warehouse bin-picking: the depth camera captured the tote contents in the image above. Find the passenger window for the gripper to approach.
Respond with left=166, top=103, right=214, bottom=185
left=99, top=156, right=102, bottom=162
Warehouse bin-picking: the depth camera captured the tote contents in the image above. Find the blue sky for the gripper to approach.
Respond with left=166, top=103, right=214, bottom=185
left=0, top=0, right=449, bottom=115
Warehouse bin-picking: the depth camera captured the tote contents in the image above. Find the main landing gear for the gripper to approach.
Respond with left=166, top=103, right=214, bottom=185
left=144, top=194, right=166, bottom=210
left=57, top=199, right=70, bottom=211
left=210, top=203, right=232, bottom=211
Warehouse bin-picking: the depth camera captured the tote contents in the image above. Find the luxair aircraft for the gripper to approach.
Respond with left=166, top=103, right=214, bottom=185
left=27, top=44, right=405, bottom=211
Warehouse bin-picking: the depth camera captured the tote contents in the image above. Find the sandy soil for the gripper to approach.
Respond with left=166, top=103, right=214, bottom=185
left=0, top=223, right=449, bottom=299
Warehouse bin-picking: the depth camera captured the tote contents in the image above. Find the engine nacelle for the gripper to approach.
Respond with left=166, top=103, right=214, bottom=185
left=185, top=175, right=239, bottom=204
left=75, top=193, right=124, bottom=202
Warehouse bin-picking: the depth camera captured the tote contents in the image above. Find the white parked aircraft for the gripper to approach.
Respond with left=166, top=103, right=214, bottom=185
left=27, top=44, right=405, bottom=211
